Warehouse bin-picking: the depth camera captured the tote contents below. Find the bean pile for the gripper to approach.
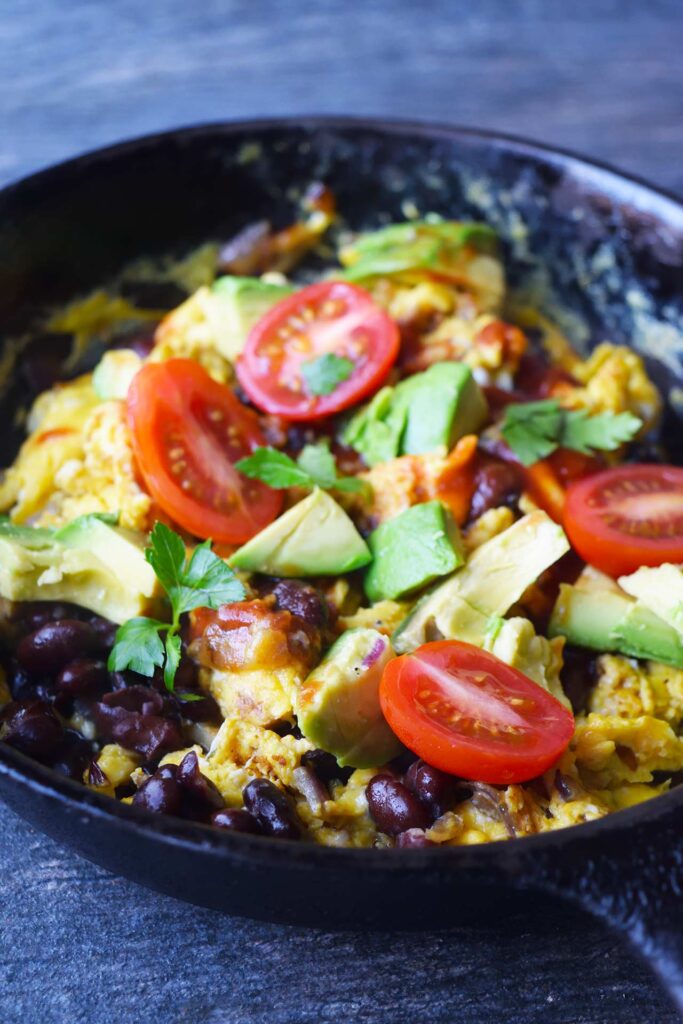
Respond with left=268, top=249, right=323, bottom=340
left=0, top=600, right=464, bottom=846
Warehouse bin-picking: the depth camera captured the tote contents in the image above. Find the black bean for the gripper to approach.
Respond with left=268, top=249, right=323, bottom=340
left=211, top=808, right=263, bottom=835
left=88, top=616, right=119, bottom=655
left=366, top=776, right=431, bottom=835
left=404, top=760, right=456, bottom=818
left=395, top=829, right=435, bottom=848
left=469, top=459, right=523, bottom=521
left=17, top=620, right=98, bottom=675
left=1, top=700, right=64, bottom=760
left=50, top=729, right=93, bottom=780
left=132, top=764, right=183, bottom=816
left=271, top=580, right=328, bottom=628
left=91, top=685, right=182, bottom=760
left=300, top=748, right=352, bottom=786
left=177, top=751, right=224, bottom=814
left=5, top=660, right=50, bottom=702
left=56, top=659, right=108, bottom=698
left=243, top=778, right=301, bottom=840
left=16, top=601, right=83, bottom=634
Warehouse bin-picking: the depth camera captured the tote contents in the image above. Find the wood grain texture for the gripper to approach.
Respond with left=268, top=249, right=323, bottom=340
left=1, top=2, right=683, bottom=1021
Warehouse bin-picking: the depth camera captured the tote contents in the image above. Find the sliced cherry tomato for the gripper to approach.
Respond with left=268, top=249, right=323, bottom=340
left=236, top=281, right=399, bottom=421
left=127, top=358, right=282, bottom=544
left=564, top=464, right=683, bottom=577
left=380, top=641, right=574, bottom=784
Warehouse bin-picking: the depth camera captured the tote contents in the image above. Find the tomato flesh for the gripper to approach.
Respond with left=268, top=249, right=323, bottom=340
left=236, top=281, right=400, bottom=421
left=380, top=641, right=574, bottom=784
left=127, top=358, right=282, bottom=544
left=564, top=464, right=683, bottom=577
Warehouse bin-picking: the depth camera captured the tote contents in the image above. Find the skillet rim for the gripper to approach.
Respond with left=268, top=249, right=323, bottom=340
left=1, top=114, right=682, bottom=868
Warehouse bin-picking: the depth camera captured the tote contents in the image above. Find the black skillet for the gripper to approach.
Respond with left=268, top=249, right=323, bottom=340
left=1, top=117, right=683, bottom=1008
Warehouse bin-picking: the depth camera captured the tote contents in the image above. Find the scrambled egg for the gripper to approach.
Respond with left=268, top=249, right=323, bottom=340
left=151, top=287, right=234, bottom=384
left=589, top=654, right=683, bottom=728
left=358, top=434, right=478, bottom=526
left=0, top=376, right=99, bottom=522
left=35, top=400, right=154, bottom=531
left=553, top=342, right=662, bottom=432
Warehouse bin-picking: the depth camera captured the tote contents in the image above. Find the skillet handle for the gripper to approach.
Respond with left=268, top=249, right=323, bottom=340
left=532, top=813, right=683, bottom=1012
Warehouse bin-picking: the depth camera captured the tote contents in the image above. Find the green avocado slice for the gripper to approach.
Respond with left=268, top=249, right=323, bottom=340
left=364, top=500, right=464, bottom=602
left=549, top=583, right=683, bottom=668
left=296, top=628, right=401, bottom=768
left=393, top=510, right=570, bottom=653
left=230, top=489, right=371, bottom=577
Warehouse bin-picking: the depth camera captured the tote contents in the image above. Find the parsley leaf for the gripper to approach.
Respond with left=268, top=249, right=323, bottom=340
left=108, top=522, right=246, bottom=693
left=179, top=540, right=246, bottom=611
left=108, top=618, right=166, bottom=677
left=236, top=442, right=369, bottom=495
left=301, top=353, right=354, bottom=396
left=501, top=400, right=564, bottom=466
left=297, top=442, right=338, bottom=488
left=501, top=400, right=642, bottom=466
left=561, top=409, right=643, bottom=455
left=234, top=448, right=313, bottom=489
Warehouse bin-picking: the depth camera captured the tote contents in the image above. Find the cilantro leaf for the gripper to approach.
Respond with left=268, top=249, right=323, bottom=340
left=107, top=618, right=166, bottom=677
left=163, top=632, right=182, bottom=692
left=235, top=448, right=313, bottom=489
left=144, top=521, right=187, bottom=595
left=297, top=442, right=337, bottom=488
left=301, top=354, right=354, bottom=397
left=109, top=522, right=245, bottom=693
left=501, top=400, right=642, bottom=466
left=501, top=400, right=564, bottom=466
left=237, top=443, right=369, bottom=496
left=179, top=540, right=246, bottom=612
left=561, top=409, right=642, bottom=455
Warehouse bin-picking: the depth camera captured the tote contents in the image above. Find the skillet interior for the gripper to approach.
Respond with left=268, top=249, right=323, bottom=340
left=1, top=119, right=683, bottom=933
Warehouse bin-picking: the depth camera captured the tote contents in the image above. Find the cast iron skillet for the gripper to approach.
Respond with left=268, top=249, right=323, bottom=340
left=1, top=118, right=683, bottom=1006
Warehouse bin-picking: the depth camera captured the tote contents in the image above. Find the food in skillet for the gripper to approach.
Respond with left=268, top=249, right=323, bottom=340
left=1, top=187, right=682, bottom=848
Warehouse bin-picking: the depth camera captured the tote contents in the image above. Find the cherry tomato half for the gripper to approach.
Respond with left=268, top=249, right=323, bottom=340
left=564, top=463, right=683, bottom=577
left=236, top=281, right=400, bottom=421
left=127, top=358, right=282, bottom=544
left=380, top=641, right=574, bottom=784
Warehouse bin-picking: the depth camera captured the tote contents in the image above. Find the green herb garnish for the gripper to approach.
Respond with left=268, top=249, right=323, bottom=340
left=301, top=353, right=354, bottom=397
left=108, top=522, right=245, bottom=693
left=235, top=441, right=368, bottom=495
left=501, top=400, right=642, bottom=466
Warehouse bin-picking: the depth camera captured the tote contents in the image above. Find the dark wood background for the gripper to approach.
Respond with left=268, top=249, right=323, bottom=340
left=1, top=2, right=682, bottom=1021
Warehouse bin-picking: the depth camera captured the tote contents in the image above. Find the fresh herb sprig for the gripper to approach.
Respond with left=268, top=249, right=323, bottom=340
left=235, top=440, right=369, bottom=495
left=301, top=353, right=354, bottom=396
left=501, top=400, right=642, bottom=466
left=108, top=522, right=245, bottom=694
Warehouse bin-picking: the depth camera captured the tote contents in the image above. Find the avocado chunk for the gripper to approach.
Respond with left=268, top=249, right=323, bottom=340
left=618, top=564, right=683, bottom=634
left=210, top=276, right=294, bottom=359
left=343, top=362, right=487, bottom=466
left=342, top=386, right=405, bottom=468
left=397, top=362, right=488, bottom=456
left=0, top=515, right=162, bottom=624
left=296, top=628, right=401, bottom=768
left=230, top=488, right=371, bottom=577
left=548, top=583, right=683, bottom=668
left=485, top=616, right=570, bottom=708
left=364, top=500, right=464, bottom=602
left=92, top=348, right=143, bottom=400
left=393, top=510, right=570, bottom=653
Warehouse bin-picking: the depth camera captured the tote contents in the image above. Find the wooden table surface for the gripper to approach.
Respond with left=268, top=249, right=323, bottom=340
left=1, top=2, right=682, bottom=1021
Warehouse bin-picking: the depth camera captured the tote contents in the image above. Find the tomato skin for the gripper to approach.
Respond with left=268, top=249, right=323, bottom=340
left=564, top=464, right=683, bottom=577
left=380, top=641, right=574, bottom=785
left=127, top=359, right=282, bottom=544
left=236, top=281, right=400, bottom=421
